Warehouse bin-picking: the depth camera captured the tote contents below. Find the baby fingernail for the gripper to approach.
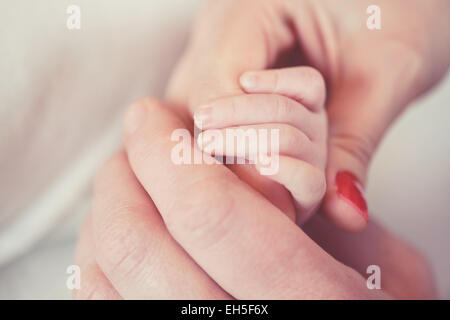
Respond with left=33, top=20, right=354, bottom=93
left=240, top=72, right=258, bottom=90
left=194, top=106, right=212, bottom=129
left=336, top=171, right=369, bottom=222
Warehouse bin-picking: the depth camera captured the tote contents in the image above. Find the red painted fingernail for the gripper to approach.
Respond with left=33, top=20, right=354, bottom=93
left=336, top=171, right=369, bottom=222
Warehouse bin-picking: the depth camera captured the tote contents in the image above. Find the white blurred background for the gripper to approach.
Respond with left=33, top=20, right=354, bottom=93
left=0, top=0, right=449, bottom=299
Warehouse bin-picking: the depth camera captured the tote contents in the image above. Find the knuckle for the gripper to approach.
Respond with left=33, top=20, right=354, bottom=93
left=280, top=125, right=313, bottom=160
left=273, top=95, right=292, bottom=120
left=95, top=204, right=150, bottom=277
left=302, top=67, right=325, bottom=87
left=165, top=177, right=236, bottom=249
left=272, top=70, right=281, bottom=93
left=284, top=126, right=303, bottom=150
left=302, top=67, right=326, bottom=108
left=330, top=132, right=375, bottom=169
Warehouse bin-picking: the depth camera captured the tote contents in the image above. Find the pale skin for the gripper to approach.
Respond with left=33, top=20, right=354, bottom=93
left=74, top=98, right=434, bottom=299
left=167, top=0, right=450, bottom=231
left=196, top=66, right=328, bottom=224
left=74, top=0, right=449, bottom=298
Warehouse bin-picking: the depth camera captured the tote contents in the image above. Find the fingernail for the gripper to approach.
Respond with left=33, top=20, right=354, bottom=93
left=193, top=105, right=212, bottom=129
left=240, top=72, right=258, bottom=90
left=124, top=102, right=147, bottom=135
left=336, top=171, right=369, bottom=221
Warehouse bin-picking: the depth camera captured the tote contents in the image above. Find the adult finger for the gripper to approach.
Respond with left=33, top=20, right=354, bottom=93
left=73, top=213, right=121, bottom=300
left=124, top=98, right=387, bottom=299
left=323, top=44, right=424, bottom=232
left=91, top=150, right=231, bottom=299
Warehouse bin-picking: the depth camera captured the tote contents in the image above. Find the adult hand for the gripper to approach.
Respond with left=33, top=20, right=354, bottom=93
left=73, top=99, right=435, bottom=299
left=166, top=0, right=450, bottom=231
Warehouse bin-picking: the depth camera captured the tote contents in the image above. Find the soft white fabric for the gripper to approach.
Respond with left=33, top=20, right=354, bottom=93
left=1, top=0, right=450, bottom=299
left=0, top=0, right=199, bottom=263
left=0, top=0, right=200, bottom=298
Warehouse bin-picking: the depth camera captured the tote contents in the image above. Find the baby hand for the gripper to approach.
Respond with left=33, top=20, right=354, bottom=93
left=194, top=67, right=327, bottom=224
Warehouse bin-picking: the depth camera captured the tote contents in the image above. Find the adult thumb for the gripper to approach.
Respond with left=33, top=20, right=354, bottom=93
left=322, top=47, right=423, bottom=232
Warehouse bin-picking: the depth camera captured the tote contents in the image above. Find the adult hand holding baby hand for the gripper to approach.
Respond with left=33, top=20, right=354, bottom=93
left=72, top=0, right=447, bottom=300
left=74, top=99, right=436, bottom=299
left=74, top=99, right=388, bottom=299
left=166, top=0, right=450, bottom=231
